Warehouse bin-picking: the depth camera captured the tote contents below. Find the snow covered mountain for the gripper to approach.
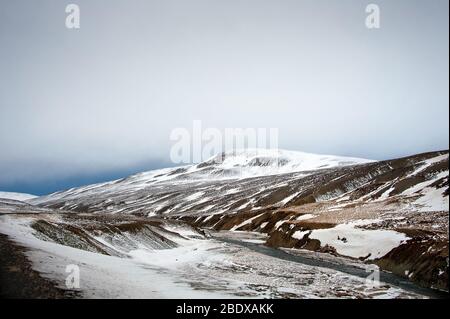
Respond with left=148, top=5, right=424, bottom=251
left=31, top=149, right=372, bottom=206
left=29, top=149, right=448, bottom=219
left=0, top=192, right=37, bottom=201
left=194, top=149, right=374, bottom=178
left=2, top=149, right=448, bottom=294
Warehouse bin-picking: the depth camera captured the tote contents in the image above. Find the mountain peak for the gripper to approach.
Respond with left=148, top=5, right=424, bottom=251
left=197, top=148, right=374, bottom=175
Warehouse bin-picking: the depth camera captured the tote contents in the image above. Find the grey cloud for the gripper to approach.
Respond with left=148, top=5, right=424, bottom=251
left=0, top=0, right=448, bottom=187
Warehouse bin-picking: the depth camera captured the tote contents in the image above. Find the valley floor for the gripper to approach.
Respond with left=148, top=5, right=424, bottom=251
left=0, top=213, right=445, bottom=299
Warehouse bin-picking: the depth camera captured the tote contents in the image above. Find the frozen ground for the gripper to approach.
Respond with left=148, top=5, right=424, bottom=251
left=0, top=213, right=429, bottom=299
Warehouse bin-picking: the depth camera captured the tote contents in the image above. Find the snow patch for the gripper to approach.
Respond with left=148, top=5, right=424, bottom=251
left=308, top=220, right=408, bottom=260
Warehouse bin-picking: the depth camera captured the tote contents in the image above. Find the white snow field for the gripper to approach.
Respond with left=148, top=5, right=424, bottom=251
left=305, top=220, right=409, bottom=260
left=0, top=214, right=423, bottom=299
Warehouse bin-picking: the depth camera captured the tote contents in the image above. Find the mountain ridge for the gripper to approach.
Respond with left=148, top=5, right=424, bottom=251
left=2, top=149, right=449, bottom=292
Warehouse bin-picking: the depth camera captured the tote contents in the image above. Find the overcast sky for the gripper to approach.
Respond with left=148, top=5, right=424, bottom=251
left=0, top=0, right=448, bottom=195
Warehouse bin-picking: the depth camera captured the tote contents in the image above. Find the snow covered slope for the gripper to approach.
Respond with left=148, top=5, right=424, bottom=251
left=195, top=149, right=374, bottom=178
left=30, top=150, right=448, bottom=219
left=0, top=192, right=37, bottom=201
left=4, top=149, right=449, bottom=292
left=31, top=149, right=372, bottom=206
